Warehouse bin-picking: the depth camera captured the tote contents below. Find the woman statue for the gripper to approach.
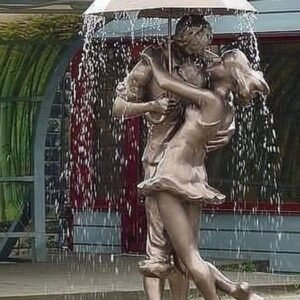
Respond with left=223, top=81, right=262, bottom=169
left=138, top=47, right=269, bottom=300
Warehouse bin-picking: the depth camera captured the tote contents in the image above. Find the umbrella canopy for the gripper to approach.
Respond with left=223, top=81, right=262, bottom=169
left=84, top=0, right=256, bottom=16
left=84, top=0, right=256, bottom=125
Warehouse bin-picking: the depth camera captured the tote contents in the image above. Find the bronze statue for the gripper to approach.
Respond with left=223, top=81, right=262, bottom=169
left=137, top=46, right=269, bottom=300
left=113, top=15, right=268, bottom=300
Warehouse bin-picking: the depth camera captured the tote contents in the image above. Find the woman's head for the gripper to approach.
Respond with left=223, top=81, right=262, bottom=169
left=220, top=49, right=269, bottom=105
left=174, top=14, right=213, bottom=56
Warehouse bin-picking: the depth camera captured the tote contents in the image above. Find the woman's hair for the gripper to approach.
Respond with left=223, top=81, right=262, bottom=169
left=221, top=48, right=248, bottom=66
left=173, top=14, right=212, bottom=47
left=221, top=49, right=252, bottom=100
left=221, top=49, right=269, bottom=102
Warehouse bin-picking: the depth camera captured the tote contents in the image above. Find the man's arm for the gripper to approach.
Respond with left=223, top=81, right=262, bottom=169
left=125, top=59, right=152, bottom=102
left=112, top=59, right=152, bottom=118
left=112, top=53, right=172, bottom=119
left=142, top=48, right=216, bottom=108
left=112, top=94, right=171, bottom=119
left=112, top=77, right=154, bottom=118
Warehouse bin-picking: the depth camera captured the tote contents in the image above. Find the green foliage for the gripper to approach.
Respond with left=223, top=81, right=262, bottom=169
left=0, top=11, right=84, bottom=222
left=0, top=33, right=68, bottom=221
left=0, top=13, right=78, bottom=222
left=0, top=14, right=82, bottom=42
left=220, top=261, right=258, bottom=273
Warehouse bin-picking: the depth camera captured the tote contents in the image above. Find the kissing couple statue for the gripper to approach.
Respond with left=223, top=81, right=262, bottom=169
left=113, top=14, right=269, bottom=300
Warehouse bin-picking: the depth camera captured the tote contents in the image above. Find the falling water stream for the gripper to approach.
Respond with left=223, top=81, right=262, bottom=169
left=58, top=10, right=284, bottom=278
left=227, top=13, right=282, bottom=207
left=74, top=12, right=282, bottom=205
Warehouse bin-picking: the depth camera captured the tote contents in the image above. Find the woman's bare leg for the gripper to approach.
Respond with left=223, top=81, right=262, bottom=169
left=185, top=203, right=263, bottom=300
left=157, top=192, right=219, bottom=300
left=205, top=263, right=263, bottom=300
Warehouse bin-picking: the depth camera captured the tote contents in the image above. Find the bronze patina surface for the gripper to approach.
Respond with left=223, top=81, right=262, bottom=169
left=113, top=15, right=268, bottom=300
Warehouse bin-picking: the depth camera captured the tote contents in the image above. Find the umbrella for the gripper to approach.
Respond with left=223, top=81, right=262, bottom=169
left=84, top=0, right=256, bottom=17
left=84, top=0, right=256, bottom=73
left=84, top=0, right=256, bottom=123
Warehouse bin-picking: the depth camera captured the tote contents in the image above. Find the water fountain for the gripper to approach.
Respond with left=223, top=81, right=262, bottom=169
left=1, top=2, right=300, bottom=299
left=63, top=1, right=285, bottom=299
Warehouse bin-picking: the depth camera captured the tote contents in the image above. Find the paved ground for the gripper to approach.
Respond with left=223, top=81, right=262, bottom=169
left=262, top=294, right=300, bottom=300
left=0, top=254, right=299, bottom=299
left=202, top=293, right=300, bottom=300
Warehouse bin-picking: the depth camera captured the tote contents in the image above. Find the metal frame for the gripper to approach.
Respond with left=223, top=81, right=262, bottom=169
left=32, top=38, right=83, bottom=262
left=0, top=177, right=34, bottom=182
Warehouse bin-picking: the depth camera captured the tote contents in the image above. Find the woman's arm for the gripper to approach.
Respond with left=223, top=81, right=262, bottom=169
left=142, top=48, right=216, bottom=107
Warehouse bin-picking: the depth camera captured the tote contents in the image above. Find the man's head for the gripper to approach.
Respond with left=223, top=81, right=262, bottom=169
left=173, top=14, right=213, bottom=56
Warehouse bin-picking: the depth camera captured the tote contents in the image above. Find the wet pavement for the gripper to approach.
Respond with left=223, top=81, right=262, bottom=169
left=0, top=254, right=299, bottom=299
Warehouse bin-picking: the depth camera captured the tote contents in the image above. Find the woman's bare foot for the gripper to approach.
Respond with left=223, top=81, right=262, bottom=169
left=231, top=282, right=264, bottom=300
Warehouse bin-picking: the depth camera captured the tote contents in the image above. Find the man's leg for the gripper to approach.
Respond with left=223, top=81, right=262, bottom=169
left=139, top=196, right=171, bottom=300
left=140, top=196, right=190, bottom=300
left=143, top=277, right=166, bottom=300
left=168, top=269, right=189, bottom=300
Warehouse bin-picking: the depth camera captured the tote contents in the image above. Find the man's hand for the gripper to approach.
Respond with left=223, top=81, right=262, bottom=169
left=206, top=129, right=235, bottom=153
left=146, top=98, right=177, bottom=124
left=150, top=98, right=177, bottom=115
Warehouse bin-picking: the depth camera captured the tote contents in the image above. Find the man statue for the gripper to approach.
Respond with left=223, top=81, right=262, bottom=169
left=113, top=15, right=242, bottom=300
